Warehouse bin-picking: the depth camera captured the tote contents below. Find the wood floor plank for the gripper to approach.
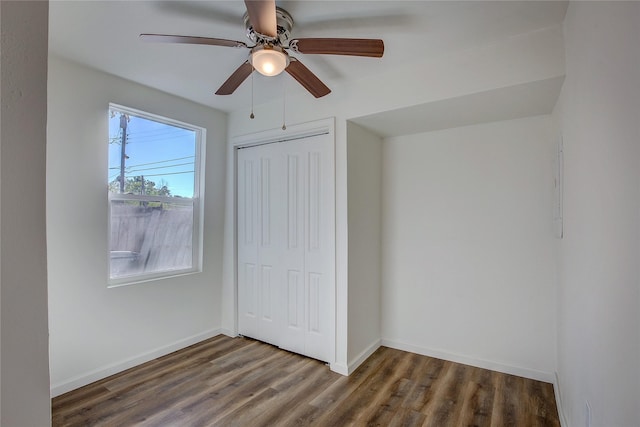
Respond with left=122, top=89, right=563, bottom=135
left=502, top=373, right=526, bottom=427
left=364, top=377, right=414, bottom=425
left=52, top=336, right=253, bottom=424
left=254, top=361, right=340, bottom=427
left=180, top=350, right=301, bottom=425
left=307, top=346, right=390, bottom=411
left=410, top=359, right=453, bottom=418
left=214, top=358, right=321, bottom=425
left=523, top=375, right=561, bottom=427
left=52, top=335, right=561, bottom=427
left=389, top=407, right=428, bottom=427
left=422, top=362, right=471, bottom=427
left=490, top=370, right=507, bottom=427
left=456, top=366, right=495, bottom=427
left=103, top=334, right=247, bottom=393
left=403, top=356, right=448, bottom=412
left=312, top=347, right=407, bottom=426
left=274, top=403, right=328, bottom=426
left=355, top=351, right=423, bottom=424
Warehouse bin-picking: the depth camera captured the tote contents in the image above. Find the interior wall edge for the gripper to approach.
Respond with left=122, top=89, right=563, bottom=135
left=50, top=328, right=221, bottom=397
left=347, top=338, right=381, bottom=375
left=1, top=1, right=50, bottom=425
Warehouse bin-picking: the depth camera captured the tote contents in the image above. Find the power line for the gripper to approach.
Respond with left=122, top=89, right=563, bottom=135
left=126, top=135, right=196, bottom=145
left=126, top=155, right=195, bottom=168
left=108, top=155, right=195, bottom=170
left=127, top=128, right=192, bottom=138
left=128, top=162, right=193, bottom=173
left=127, top=133, right=193, bottom=143
left=140, top=170, right=194, bottom=177
left=109, top=128, right=194, bottom=146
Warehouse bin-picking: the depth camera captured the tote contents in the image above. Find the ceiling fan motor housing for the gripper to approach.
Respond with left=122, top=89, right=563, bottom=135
left=244, top=7, right=294, bottom=46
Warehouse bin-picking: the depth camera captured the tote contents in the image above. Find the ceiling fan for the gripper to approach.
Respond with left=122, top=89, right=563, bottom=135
left=140, top=0, right=384, bottom=98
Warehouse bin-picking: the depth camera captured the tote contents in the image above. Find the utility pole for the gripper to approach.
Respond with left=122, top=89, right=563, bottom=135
left=119, top=114, right=128, bottom=193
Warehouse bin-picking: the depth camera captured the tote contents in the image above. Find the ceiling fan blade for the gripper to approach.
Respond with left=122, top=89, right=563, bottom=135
left=140, top=34, right=247, bottom=48
left=290, top=38, right=384, bottom=58
left=244, top=0, right=277, bottom=38
left=285, top=58, right=331, bottom=98
left=215, top=61, right=253, bottom=95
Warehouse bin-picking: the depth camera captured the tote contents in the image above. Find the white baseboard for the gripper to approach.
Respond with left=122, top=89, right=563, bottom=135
left=380, top=338, right=555, bottom=383
left=329, top=339, right=381, bottom=376
left=554, top=371, right=569, bottom=427
left=50, top=328, right=221, bottom=397
left=329, top=362, right=349, bottom=376
left=347, top=339, right=381, bottom=375
left=220, top=328, right=237, bottom=338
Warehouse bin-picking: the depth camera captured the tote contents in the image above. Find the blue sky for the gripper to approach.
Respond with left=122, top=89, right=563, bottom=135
left=108, top=109, right=196, bottom=198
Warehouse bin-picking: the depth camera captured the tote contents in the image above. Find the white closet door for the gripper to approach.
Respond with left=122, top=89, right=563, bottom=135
left=237, top=145, right=284, bottom=346
left=278, top=142, right=306, bottom=355
left=276, top=137, right=335, bottom=362
left=237, top=152, right=259, bottom=339
left=301, top=136, right=334, bottom=363
left=255, top=146, right=285, bottom=346
left=237, top=134, right=334, bottom=364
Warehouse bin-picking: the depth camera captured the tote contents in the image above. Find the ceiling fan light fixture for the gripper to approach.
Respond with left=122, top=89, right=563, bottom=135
left=250, top=46, right=289, bottom=77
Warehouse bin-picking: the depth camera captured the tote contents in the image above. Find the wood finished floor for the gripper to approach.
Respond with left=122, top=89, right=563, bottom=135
left=52, top=335, right=560, bottom=427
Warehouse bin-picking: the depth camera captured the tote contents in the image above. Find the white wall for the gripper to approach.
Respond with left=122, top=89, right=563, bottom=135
left=554, top=2, right=640, bottom=426
left=0, top=1, right=51, bottom=425
left=346, top=123, right=383, bottom=369
left=381, top=116, right=557, bottom=380
left=223, top=25, right=565, bottom=371
left=47, top=57, right=227, bottom=395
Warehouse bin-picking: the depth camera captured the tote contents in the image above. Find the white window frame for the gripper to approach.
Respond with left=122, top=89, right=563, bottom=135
left=107, top=103, right=206, bottom=287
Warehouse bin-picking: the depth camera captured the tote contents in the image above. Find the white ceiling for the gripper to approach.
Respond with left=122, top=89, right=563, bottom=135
left=49, top=1, right=568, bottom=114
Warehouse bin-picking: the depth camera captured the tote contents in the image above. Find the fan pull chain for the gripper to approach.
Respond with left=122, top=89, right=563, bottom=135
left=282, top=77, right=287, bottom=131
left=250, top=69, right=255, bottom=119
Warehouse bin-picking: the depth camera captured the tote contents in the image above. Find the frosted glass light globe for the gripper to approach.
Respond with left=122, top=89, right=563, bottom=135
left=250, top=46, right=289, bottom=77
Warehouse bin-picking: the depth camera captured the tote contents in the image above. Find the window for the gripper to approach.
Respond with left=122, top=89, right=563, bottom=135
left=108, top=104, right=205, bottom=285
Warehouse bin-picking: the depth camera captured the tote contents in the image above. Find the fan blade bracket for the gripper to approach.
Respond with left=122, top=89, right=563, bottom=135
left=289, top=38, right=384, bottom=58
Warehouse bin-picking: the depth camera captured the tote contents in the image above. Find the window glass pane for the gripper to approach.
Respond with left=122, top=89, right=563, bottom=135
left=109, top=108, right=196, bottom=198
left=109, top=200, right=193, bottom=279
left=107, top=104, right=203, bottom=284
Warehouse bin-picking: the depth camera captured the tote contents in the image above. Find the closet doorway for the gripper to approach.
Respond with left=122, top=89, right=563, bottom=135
left=236, top=128, right=335, bottom=363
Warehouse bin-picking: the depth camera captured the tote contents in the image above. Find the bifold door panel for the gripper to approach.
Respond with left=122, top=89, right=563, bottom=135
left=237, top=135, right=335, bottom=363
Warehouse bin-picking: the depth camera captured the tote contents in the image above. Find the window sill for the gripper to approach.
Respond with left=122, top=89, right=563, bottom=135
left=107, top=268, right=202, bottom=288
